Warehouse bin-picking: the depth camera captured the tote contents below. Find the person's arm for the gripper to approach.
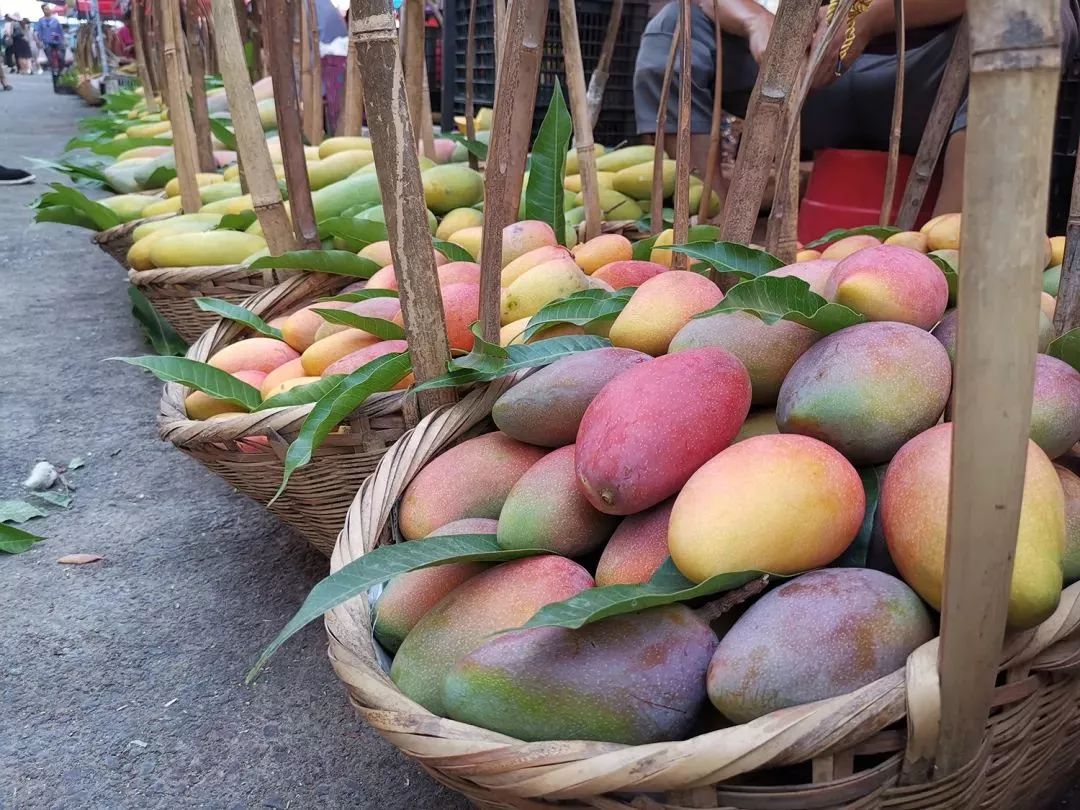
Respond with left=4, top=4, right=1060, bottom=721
left=695, top=0, right=775, bottom=62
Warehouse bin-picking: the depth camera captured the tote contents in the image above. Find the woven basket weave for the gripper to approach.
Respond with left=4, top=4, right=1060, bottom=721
left=325, top=382, right=1080, bottom=810
left=159, top=272, right=409, bottom=555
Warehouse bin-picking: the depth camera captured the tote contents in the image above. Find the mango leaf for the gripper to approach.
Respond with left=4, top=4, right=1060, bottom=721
left=695, top=276, right=867, bottom=335
left=1048, top=328, right=1080, bottom=372
left=413, top=334, right=611, bottom=391
left=432, top=238, right=475, bottom=263
left=444, top=132, right=489, bottom=161
left=339, top=202, right=380, bottom=218
left=195, top=297, right=283, bottom=339
left=256, top=375, right=345, bottom=410
left=0, top=500, right=47, bottom=524
left=33, top=205, right=98, bottom=230
left=631, top=224, right=721, bottom=261
left=247, top=533, right=549, bottom=681
left=144, top=166, right=178, bottom=189
left=113, top=356, right=261, bottom=411
left=927, top=253, right=958, bottom=303
left=215, top=210, right=258, bottom=232
left=318, top=289, right=399, bottom=304
left=311, top=309, right=405, bottom=340
left=517, top=559, right=765, bottom=631
left=634, top=209, right=675, bottom=232
left=0, top=523, right=45, bottom=554
left=128, top=286, right=189, bottom=356
left=450, top=323, right=510, bottom=374
left=88, top=136, right=173, bottom=157
left=38, top=183, right=121, bottom=231
left=805, top=224, right=901, bottom=250
left=523, top=80, right=572, bottom=246
left=658, top=241, right=785, bottom=279
left=33, top=490, right=72, bottom=509
left=26, top=157, right=109, bottom=186
left=249, top=250, right=381, bottom=278
left=833, top=466, right=886, bottom=568
left=319, top=216, right=388, bottom=249
left=208, top=117, right=237, bottom=151
left=274, top=352, right=413, bottom=498
left=520, top=288, right=633, bottom=341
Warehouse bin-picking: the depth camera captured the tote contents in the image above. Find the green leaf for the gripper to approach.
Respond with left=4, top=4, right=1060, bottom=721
left=216, top=211, right=258, bottom=232
left=318, top=289, right=399, bottom=304
left=33, top=205, right=99, bottom=230
left=635, top=209, right=675, bottom=232
left=449, top=322, right=510, bottom=374
left=0, top=523, right=45, bottom=554
left=432, top=238, right=475, bottom=263
left=144, top=166, right=178, bottom=189
left=38, top=183, right=121, bottom=231
left=249, top=250, right=381, bottom=278
left=927, top=253, right=958, bottom=303
left=275, top=352, right=413, bottom=498
left=517, top=558, right=764, bottom=631
left=310, top=309, right=405, bottom=340
left=523, top=80, right=572, bottom=246
left=113, top=356, right=262, bottom=411
left=833, top=466, right=885, bottom=568
left=444, top=132, right=489, bottom=160
left=631, top=224, right=721, bottom=261
left=520, top=288, right=633, bottom=341
left=1048, top=328, right=1080, bottom=372
left=0, top=500, right=47, bottom=524
left=34, top=490, right=72, bottom=509
left=247, top=533, right=549, bottom=681
left=195, top=297, right=283, bottom=339
left=128, top=286, right=189, bottom=356
left=319, top=216, right=388, bottom=249
left=658, top=241, right=786, bottom=279
left=805, top=225, right=901, bottom=250
left=88, top=136, right=173, bottom=157
left=256, top=375, right=346, bottom=410
left=26, top=157, right=109, bottom=186
left=695, top=276, right=867, bottom=335
left=209, top=117, right=238, bottom=151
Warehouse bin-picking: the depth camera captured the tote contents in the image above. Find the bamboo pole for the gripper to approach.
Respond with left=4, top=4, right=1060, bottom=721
left=464, top=0, right=479, bottom=170
left=150, top=0, right=168, bottom=105
left=765, top=117, right=800, bottom=262
left=212, top=0, right=296, bottom=254
left=895, top=18, right=969, bottom=230
left=478, top=0, right=550, bottom=342
left=403, top=0, right=427, bottom=153
left=671, top=0, right=693, bottom=270
left=492, top=0, right=507, bottom=99
left=338, top=35, right=365, bottom=136
left=160, top=0, right=202, bottom=214
left=131, top=0, right=160, bottom=112
left=879, top=0, right=905, bottom=225
left=650, top=23, right=681, bottom=236
left=935, top=0, right=1060, bottom=776
left=186, top=0, right=217, bottom=173
left=559, top=0, right=601, bottom=241
left=420, top=48, right=437, bottom=157
left=699, top=0, right=723, bottom=222
left=266, top=0, right=320, bottom=249
left=299, top=0, right=318, bottom=145
left=250, top=0, right=266, bottom=79
left=585, top=0, right=623, bottom=129
left=350, top=0, right=455, bottom=417
left=1056, top=157, right=1080, bottom=334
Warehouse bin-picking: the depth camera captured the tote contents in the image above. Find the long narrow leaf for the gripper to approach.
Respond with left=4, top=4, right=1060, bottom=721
left=444, top=132, right=489, bottom=161
left=521, top=289, right=633, bottom=341
left=695, top=276, right=866, bottom=335
left=658, top=241, right=785, bottom=279
left=631, top=224, right=722, bottom=261
left=432, top=238, right=475, bottom=263
left=927, top=253, right=959, bottom=304
left=449, top=323, right=509, bottom=373
left=40, top=183, right=121, bottom=231
left=1048, top=328, right=1080, bottom=372
left=89, top=136, right=173, bottom=157
left=249, top=250, right=381, bottom=278
left=0, top=523, right=45, bottom=554
left=128, top=286, right=189, bottom=356
left=26, top=157, right=109, bottom=186
left=833, top=466, right=886, bottom=568
left=256, top=375, right=346, bottom=410
left=319, top=216, right=389, bottom=248
left=523, top=80, right=572, bottom=246
left=311, top=309, right=405, bottom=339
left=216, top=211, right=258, bottom=232
left=805, top=225, right=901, bottom=250
left=208, top=117, right=237, bottom=151
left=33, top=205, right=98, bottom=230
left=318, top=289, right=399, bottom=304
left=113, top=356, right=261, bottom=411
left=195, top=297, right=283, bottom=339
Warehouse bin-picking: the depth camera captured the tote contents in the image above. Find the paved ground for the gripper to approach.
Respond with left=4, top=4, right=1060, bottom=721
left=0, top=72, right=469, bottom=810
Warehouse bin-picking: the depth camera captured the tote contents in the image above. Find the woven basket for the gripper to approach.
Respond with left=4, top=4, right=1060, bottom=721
left=159, top=271, right=409, bottom=555
left=325, top=383, right=1080, bottom=810
left=131, top=264, right=305, bottom=344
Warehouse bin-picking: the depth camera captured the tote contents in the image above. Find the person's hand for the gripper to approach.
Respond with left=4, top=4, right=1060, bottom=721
left=809, top=6, right=873, bottom=89
left=745, top=10, right=774, bottom=64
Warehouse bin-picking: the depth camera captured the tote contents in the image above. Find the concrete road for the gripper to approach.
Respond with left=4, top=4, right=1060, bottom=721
left=0, top=72, right=469, bottom=810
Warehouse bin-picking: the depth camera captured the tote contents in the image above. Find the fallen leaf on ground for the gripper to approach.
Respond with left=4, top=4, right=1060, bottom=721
left=68, top=457, right=86, bottom=470
left=33, top=490, right=73, bottom=508
left=57, top=553, right=103, bottom=565
left=0, top=499, right=47, bottom=524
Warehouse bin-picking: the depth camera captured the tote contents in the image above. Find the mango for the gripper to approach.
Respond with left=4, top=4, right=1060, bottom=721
left=1050, top=235, right=1066, bottom=267
left=777, top=322, right=951, bottom=465
left=613, top=159, right=675, bottom=200
left=670, top=311, right=819, bottom=405
left=1046, top=264, right=1061, bottom=296
left=259, top=357, right=306, bottom=399
left=500, top=260, right=591, bottom=325
left=501, top=220, right=559, bottom=267
left=280, top=300, right=350, bottom=352
left=300, top=329, right=381, bottom=376
left=796, top=249, right=822, bottom=262
left=884, top=230, right=929, bottom=252
left=925, top=212, right=961, bottom=251
left=919, top=212, right=952, bottom=235
left=208, top=337, right=299, bottom=374
left=317, top=136, right=372, bottom=158
left=185, top=369, right=267, bottom=420
left=398, top=432, right=547, bottom=540
left=500, top=319, right=585, bottom=346
left=577, top=348, right=751, bottom=514
left=131, top=212, right=221, bottom=241
left=1041, top=291, right=1057, bottom=321
left=103, top=158, right=153, bottom=193
left=373, top=518, right=496, bottom=653
left=126, top=220, right=222, bottom=270
left=393, top=282, right=479, bottom=352
left=1030, top=354, right=1080, bottom=459
left=491, top=348, right=650, bottom=447
left=594, top=144, right=657, bottom=173
left=141, top=196, right=185, bottom=217
left=564, top=142, right=606, bottom=175
left=688, top=183, right=722, bottom=218
left=390, top=555, right=594, bottom=714
left=884, top=423, right=1065, bottom=628
left=353, top=204, right=438, bottom=235
left=257, top=97, right=277, bottom=130
left=422, top=164, right=484, bottom=214
left=125, top=120, right=171, bottom=138
left=448, top=226, right=484, bottom=260
left=608, top=271, right=724, bottom=356
left=99, top=193, right=160, bottom=222
left=820, top=234, right=881, bottom=260
left=733, top=409, right=779, bottom=443
left=435, top=207, right=484, bottom=241
left=224, top=194, right=255, bottom=215
left=443, top=605, right=716, bottom=744
left=199, top=181, right=244, bottom=204
left=706, top=569, right=933, bottom=723
left=262, top=376, right=321, bottom=399
left=590, top=188, right=643, bottom=222
left=358, top=240, right=394, bottom=269
left=591, top=259, right=668, bottom=289
left=501, top=245, right=573, bottom=287
left=825, top=245, right=948, bottom=330
left=435, top=261, right=481, bottom=287
left=563, top=171, right=615, bottom=193
left=307, top=149, right=375, bottom=190
left=114, top=145, right=171, bottom=162
left=1057, top=465, right=1080, bottom=582
left=164, top=172, right=224, bottom=197
left=310, top=172, right=384, bottom=220
left=595, top=500, right=673, bottom=587
left=570, top=234, right=633, bottom=275
left=323, top=341, right=411, bottom=384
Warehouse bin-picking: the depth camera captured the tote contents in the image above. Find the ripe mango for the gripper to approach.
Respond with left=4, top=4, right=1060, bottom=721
left=259, top=357, right=306, bottom=399
left=185, top=369, right=267, bottom=420
left=500, top=260, right=591, bottom=325
left=317, top=136, right=372, bottom=158
left=592, top=259, right=668, bottom=289
left=733, top=409, right=780, bottom=443
left=501, top=245, right=573, bottom=286
left=300, top=329, right=382, bottom=375
left=577, top=348, right=751, bottom=515
left=884, top=230, right=929, bottom=252
left=358, top=240, right=394, bottom=269
left=422, top=164, right=485, bottom=214
left=398, top=432, right=547, bottom=540
left=612, top=159, right=675, bottom=200
left=564, top=142, right=606, bottom=175
left=127, top=220, right=221, bottom=270
left=312, top=297, right=401, bottom=343
left=99, top=193, right=160, bottom=222
left=307, top=149, right=375, bottom=190
left=208, top=337, right=300, bottom=374
left=497, top=446, right=619, bottom=556
left=199, top=181, right=244, bottom=204
left=707, top=569, right=933, bottom=723
left=595, top=500, right=673, bottom=587
left=390, top=555, right=594, bottom=714
left=131, top=212, right=222, bottom=242
left=448, top=226, right=483, bottom=261
left=882, top=423, right=1065, bottom=629
left=924, top=212, right=961, bottom=251
left=1057, top=465, right=1080, bottom=582
left=825, top=245, right=948, bottom=330
left=262, top=376, right=321, bottom=399
left=1050, top=235, right=1066, bottom=267
left=1030, top=354, right=1080, bottom=459
left=820, top=234, right=880, bottom=260
left=501, top=220, right=559, bottom=267
left=443, top=605, right=716, bottom=744
left=571, top=234, right=633, bottom=274
left=796, top=249, right=822, bottom=262
left=281, top=300, right=350, bottom=352
left=435, top=207, right=483, bottom=241
left=115, top=145, right=171, bottom=162
left=125, top=120, right=172, bottom=138
left=435, top=261, right=481, bottom=287
left=147, top=230, right=267, bottom=268
left=777, top=322, right=951, bottom=465
left=141, top=196, right=185, bottom=217
left=393, top=282, right=480, bottom=352
left=608, top=271, right=724, bottom=356
left=491, top=348, right=650, bottom=447
left=764, top=258, right=837, bottom=296
left=373, top=518, right=496, bottom=653
left=164, top=172, right=224, bottom=198
left=324, top=341, right=411, bottom=385
left=595, top=144, right=657, bottom=173
left=587, top=188, right=643, bottom=222
left=563, top=171, right=615, bottom=194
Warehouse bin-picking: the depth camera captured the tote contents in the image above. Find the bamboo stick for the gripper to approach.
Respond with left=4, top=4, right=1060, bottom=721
left=299, top=0, right=318, bottom=145
left=492, top=0, right=507, bottom=99
left=186, top=0, right=217, bottom=173
left=585, top=0, right=623, bottom=129
left=464, top=0, right=479, bottom=171
left=350, top=0, right=455, bottom=417
left=420, top=47, right=436, bottom=157
left=338, top=35, right=365, bottom=136
left=935, top=0, right=1060, bottom=776
left=765, top=117, right=800, bottom=262
left=699, top=0, right=723, bottom=223
left=131, top=0, right=160, bottom=112
left=160, top=0, right=202, bottom=214
left=403, top=0, right=427, bottom=153
left=671, top=0, right=693, bottom=270
left=250, top=0, right=265, bottom=79
left=559, top=0, right=601, bottom=241
left=212, top=0, right=296, bottom=254
left=478, top=0, right=550, bottom=342
left=149, top=0, right=167, bottom=100
left=879, top=0, right=905, bottom=225
left=650, top=22, right=681, bottom=236
left=1056, top=156, right=1080, bottom=333
left=895, top=17, right=969, bottom=230
left=312, top=32, right=325, bottom=144
left=723, top=0, right=819, bottom=245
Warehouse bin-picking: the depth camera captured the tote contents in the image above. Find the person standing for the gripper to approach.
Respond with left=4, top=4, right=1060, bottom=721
left=33, top=4, right=64, bottom=91
left=3, top=15, right=16, bottom=74
left=13, top=19, right=33, bottom=74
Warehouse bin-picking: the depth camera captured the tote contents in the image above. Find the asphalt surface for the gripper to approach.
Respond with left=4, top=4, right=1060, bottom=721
left=0, top=72, right=469, bottom=810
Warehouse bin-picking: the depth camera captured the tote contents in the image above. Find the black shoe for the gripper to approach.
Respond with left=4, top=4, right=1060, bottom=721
left=0, top=166, right=34, bottom=185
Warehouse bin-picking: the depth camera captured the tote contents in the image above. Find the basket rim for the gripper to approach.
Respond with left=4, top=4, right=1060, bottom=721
left=323, top=377, right=1080, bottom=801
left=93, top=211, right=176, bottom=246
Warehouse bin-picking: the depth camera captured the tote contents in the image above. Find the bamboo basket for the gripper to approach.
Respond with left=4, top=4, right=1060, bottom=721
left=158, top=271, right=410, bottom=555
left=324, top=381, right=1080, bottom=810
